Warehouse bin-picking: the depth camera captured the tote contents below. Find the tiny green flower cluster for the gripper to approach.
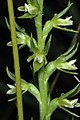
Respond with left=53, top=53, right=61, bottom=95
left=6, top=0, right=80, bottom=120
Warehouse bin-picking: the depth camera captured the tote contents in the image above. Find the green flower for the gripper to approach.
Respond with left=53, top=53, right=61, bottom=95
left=43, top=1, right=78, bottom=42
left=7, top=30, right=31, bottom=49
left=54, top=42, right=79, bottom=74
left=58, top=98, right=80, bottom=108
left=18, top=3, right=38, bottom=15
left=56, top=59, right=78, bottom=74
left=18, top=0, right=40, bottom=19
left=7, top=77, right=29, bottom=101
left=58, top=80, right=80, bottom=117
left=58, top=98, right=80, bottom=117
left=52, top=16, right=73, bottom=26
left=46, top=83, right=80, bottom=118
left=39, top=41, right=79, bottom=86
left=27, top=35, right=51, bottom=72
left=7, top=84, right=16, bottom=95
left=50, top=15, right=77, bottom=32
left=6, top=67, right=41, bottom=102
left=27, top=52, right=47, bottom=73
left=5, top=18, right=31, bottom=49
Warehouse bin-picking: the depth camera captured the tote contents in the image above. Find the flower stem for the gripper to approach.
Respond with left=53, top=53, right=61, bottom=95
left=38, top=70, right=48, bottom=120
left=38, top=62, right=56, bottom=120
left=35, top=0, right=44, bottom=50
left=7, top=0, right=24, bottom=120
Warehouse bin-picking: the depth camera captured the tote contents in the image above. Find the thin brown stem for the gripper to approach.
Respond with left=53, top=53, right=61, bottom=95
left=50, top=71, right=60, bottom=94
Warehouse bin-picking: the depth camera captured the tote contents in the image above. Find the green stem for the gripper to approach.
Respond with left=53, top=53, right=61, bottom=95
left=39, top=83, right=48, bottom=120
left=38, top=62, right=56, bottom=120
left=35, top=0, right=44, bottom=50
left=39, top=0, right=44, bottom=12
left=7, top=1, right=24, bottom=120
left=38, top=69, right=48, bottom=120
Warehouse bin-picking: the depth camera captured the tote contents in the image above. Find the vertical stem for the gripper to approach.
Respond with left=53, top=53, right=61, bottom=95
left=34, top=1, right=49, bottom=119
left=7, top=0, right=24, bottom=120
left=35, top=14, right=43, bottom=50
left=35, top=0, right=44, bottom=50
left=39, top=77, right=48, bottom=120
left=38, top=68, right=48, bottom=120
left=38, top=62, right=56, bottom=120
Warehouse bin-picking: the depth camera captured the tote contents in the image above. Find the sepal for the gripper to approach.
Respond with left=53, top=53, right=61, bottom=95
left=27, top=53, right=47, bottom=72
left=7, top=84, right=16, bottom=94
left=33, top=58, right=44, bottom=72
left=30, top=34, right=38, bottom=53
left=27, top=35, right=51, bottom=72
left=43, top=35, right=52, bottom=55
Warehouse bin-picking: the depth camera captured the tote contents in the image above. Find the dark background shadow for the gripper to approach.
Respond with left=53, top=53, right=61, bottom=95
left=0, top=0, right=80, bottom=120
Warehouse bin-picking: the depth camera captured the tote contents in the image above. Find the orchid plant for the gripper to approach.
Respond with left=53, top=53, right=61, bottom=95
left=6, top=0, right=80, bottom=120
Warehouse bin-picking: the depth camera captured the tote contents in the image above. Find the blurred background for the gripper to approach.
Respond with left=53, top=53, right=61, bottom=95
left=0, top=0, right=80, bottom=120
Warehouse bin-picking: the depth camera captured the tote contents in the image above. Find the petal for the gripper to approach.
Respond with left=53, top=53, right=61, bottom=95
left=68, top=59, right=77, bottom=65
left=7, top=84, right=15, bottom=89
left=75, top=103, right=80, bottom=107
left=52, top=16, right=73, bottom=26
left=7, top=87, right=16, bottom=95
left=8, top=97, right=16, bottom=102
left=61, top=106, right=80, bottom=117
left=53, top=25, right=78, bottom=33
left=57, top=67, right=78, bottom=74
left=58, top=98, right=78, bottom=108
left=70, top=99, right=78, bottom=106
left=57, top=61, right=77, bottom=70
left=18, top=13, right=36, bottom=19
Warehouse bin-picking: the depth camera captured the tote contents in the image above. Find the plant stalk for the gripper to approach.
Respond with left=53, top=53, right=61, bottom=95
left=35, top=0, right=44, bottom=50
left=38, top=62, right=56, bottom=120
left=7, top=0, right=24, bottom=120
left=39, top=74, right=48, bottom=120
